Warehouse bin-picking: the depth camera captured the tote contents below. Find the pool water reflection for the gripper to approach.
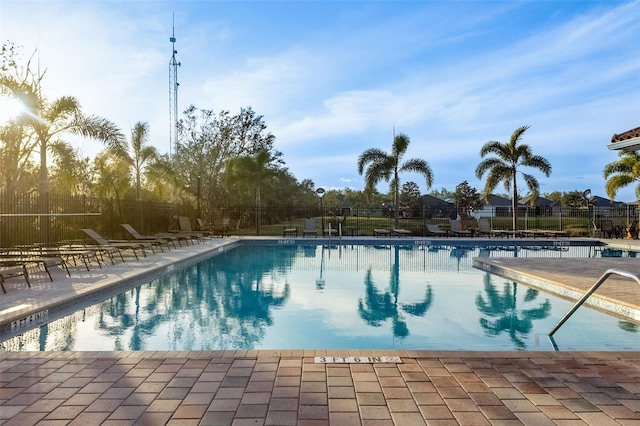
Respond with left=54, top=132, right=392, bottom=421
left=2, top=243, right=638, bottom=351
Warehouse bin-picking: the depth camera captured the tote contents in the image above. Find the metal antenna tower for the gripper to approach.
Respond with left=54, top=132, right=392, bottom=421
left=169, top=15, right=181, bottom=158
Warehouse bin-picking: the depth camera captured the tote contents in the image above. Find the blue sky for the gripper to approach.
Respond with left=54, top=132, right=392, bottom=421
left=1, top=1, right=639, bottom=201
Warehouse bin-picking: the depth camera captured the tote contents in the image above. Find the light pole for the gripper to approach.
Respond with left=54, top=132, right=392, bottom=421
left=316, top=187, right=325, bottom=233
left=197, top=176, right=201, bottom=219
left=583, top=189, right=591, bottom=237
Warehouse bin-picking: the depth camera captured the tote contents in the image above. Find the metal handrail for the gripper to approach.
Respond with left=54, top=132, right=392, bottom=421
left=548, top=268, right=640, bottom=337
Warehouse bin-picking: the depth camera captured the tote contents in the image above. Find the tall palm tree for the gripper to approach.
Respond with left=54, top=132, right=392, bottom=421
left=1, top=70, right=124, bottom=194
left=358, top=132, right=433, bottom=228
left=110, top=121, right=158, bottom=201
left=603, top=150, right=640, bottom=201
left=476, top=126, right=551, bottom=234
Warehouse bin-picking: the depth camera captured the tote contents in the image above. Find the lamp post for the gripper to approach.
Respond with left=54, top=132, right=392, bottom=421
left=316, top=187, right=325, bottom=233
left=197, top=176, right=201, bottom=219
left=583, top=189, right=591, bottom=237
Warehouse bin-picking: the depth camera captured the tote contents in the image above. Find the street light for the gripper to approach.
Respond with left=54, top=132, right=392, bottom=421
left=583, top=189, right=592, bottom=237
left=197, top=176, right=201, bottom=219
left=316, top=187, right=325, bottom=233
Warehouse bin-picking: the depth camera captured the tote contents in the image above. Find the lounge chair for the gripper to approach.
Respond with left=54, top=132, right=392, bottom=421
left=283, top=226, right=298, bottom=237
left=449, top=219, right=472, bottom=237
left=0, top=247, right=70, bottom=281
left=121, top=224, right=178, bottom=250
left=175, top=216, right=205, bottom=242
left=424, top=224, right=448, bottom=237
left=81, top=229, right=150, bottom=260
left=29, top=244, right=102, bottom=271
left=322, top=223, right=338, bottom=237
left=0, top=264, right=30, bottom=293
left=195, top=218, right=215, bottom=237
left=373, top=228, right=390, bottom=237
left=392, top=228, right=412, bottom=237
left=601, top=220, right=614, bottom=238
left=303, top=219, right=317, bottom=237
left=477, top=218, right=496, bottom=237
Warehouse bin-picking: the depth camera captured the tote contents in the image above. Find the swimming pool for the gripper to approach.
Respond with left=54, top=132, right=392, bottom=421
left=2, top=242, right=638, bottom=351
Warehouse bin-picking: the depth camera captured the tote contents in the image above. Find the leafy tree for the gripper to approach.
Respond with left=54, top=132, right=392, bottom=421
left=358, top=132, right=433, bottom=227
left=48, top=141, right=93, bottom=195
left=93, top=151, right=132, bottom=217
left=176, top=106, right=279, bottom=208
left=603, top=150, right=640, bottom=201
left=454, top=181, right=482, bottom=218
left=399, top=181, right=421, bottom=217
left=0, top=117, right=36, bottom=191
left=428, top=187, right=455, bottom=200
left=561, top=190, right=588, bottom=209
left=476, top=126, right=552, bottom=234
left=544, top=191, right=562, bottom=203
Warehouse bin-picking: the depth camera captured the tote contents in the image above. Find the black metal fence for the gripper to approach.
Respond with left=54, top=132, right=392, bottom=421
left=1, top=190, right=638, bottom=246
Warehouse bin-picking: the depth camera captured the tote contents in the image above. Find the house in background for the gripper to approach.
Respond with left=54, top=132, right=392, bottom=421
left=519, top=195, right=560, bottom=217
left=471, top=194, right=523, bottom=218
left=418, top=194, right=455, bottom=218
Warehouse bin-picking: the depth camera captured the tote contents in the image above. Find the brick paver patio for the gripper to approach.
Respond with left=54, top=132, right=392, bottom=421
left=1, top=350, right=639, bottom=425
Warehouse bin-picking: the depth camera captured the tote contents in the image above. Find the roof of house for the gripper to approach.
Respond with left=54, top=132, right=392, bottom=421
left=419, top=194, right=454, bottom=206
left=481, top=194, right=522, bottom=207
left=589, top=195, right=625, bottom=206
left=609, top=127, right=640, bottom=151
left=519, top=195, right=558, bottom=207
left=611, top=127, right=640, bottom=143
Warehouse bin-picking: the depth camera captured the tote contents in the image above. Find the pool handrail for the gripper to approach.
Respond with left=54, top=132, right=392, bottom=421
left=548, top=268, right=640, bottom=338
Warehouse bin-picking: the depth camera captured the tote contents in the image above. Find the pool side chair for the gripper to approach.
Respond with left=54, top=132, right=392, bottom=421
left=212, top=218, right=231, bottom=237
left=176, top=216, right=205, bottom=243
left=0, top=264, right=30, bottom=294
left=424, top=224, right=448, bottom=238
left=283, top=226, right=298, bottom=237
left=374, top=228, right=390, bottom=237
left=323, top=225, right=338, bottom=237
left=30, top=244, right=101, bottom=271
left=477, top=218, right=501, bottom=238
left=303, top=219, right=317, bottom=237
left=121, top=224, right=178, bottom=250
left=0, top=247, right=70, bottom=281
left=195, top=218, right=215, bottom=237
left=81, top=228, right=149, bottom=260
left=392, top=228, right=412, bottom=237
left=449, top=219, right=472, bottom=237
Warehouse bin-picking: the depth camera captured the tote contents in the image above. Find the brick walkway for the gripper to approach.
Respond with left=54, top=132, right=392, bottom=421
left=1, top=351, right=639, bottom=425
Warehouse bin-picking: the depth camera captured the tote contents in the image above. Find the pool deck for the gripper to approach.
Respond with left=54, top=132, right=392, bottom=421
left=1, top=236, right=639, bottom=425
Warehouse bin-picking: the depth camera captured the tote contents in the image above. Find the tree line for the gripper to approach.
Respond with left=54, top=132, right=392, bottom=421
left=2, top=42, right=638, bottom=231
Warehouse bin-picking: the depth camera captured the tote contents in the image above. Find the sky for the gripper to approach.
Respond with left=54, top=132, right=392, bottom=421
left=1, top=0, right=639, bottom=201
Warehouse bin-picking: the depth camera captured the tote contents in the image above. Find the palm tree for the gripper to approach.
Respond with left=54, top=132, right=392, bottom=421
left=358, top=132, right=433, bottom=228
left=475, top=273, right=551, bottom=350
left=603, top=150, right=640, bottom=201
left=475, top=126, right=551, bottom=235
left=110, top=121, right=158, bottom=201
left=1, top=66, right=124, bottom=194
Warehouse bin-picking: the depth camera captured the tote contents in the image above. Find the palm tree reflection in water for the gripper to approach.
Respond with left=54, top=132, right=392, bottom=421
left=476, top=273, right=551, bottom=349
left=93, top=245, right=292, bottom=350
left=358, top=246, right=433, bottom=340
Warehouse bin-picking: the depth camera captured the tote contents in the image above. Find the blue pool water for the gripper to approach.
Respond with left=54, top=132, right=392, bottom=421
left=2, top=242, right=638, bottom=351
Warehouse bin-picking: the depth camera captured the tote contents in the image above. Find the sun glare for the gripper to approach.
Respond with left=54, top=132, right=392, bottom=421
left=0, top=95, right=26, bottom=125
